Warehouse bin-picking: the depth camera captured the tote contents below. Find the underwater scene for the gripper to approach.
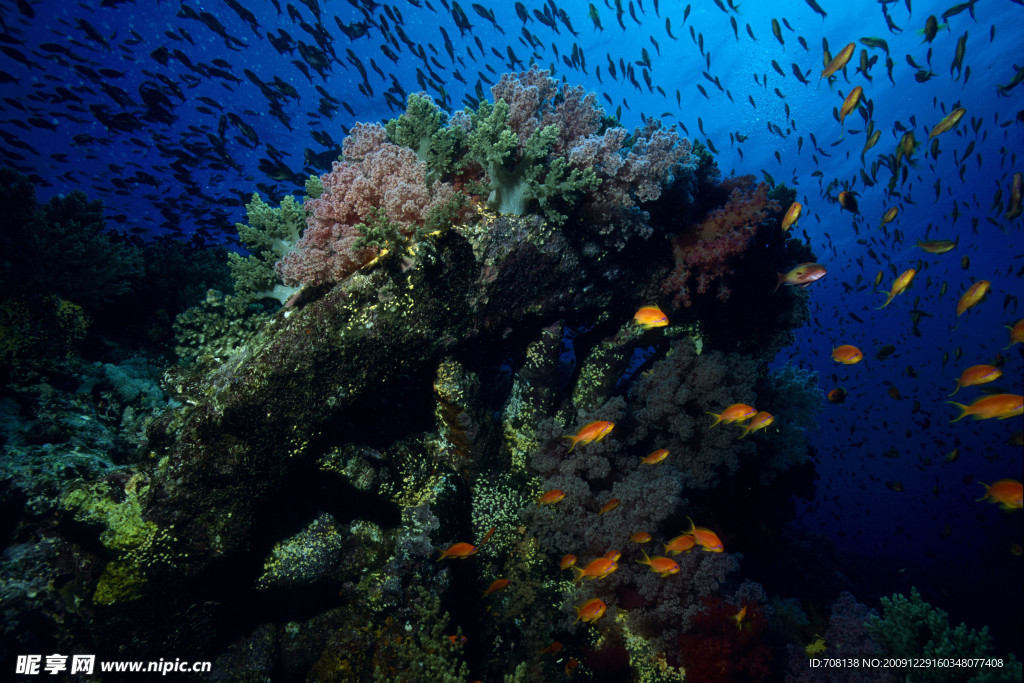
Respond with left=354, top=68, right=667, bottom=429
left=1, top=0, right=1022, bottom=680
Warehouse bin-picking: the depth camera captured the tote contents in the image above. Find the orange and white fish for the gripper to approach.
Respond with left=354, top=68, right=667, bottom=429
left=948, top=365, right=1001, bottom=396
left=948, top=394, right=1023, bottom=422
left=774, top=263, right=827, bottom=294
left=780, top=201, right=802, bottom=232
left=634, top=305, right=669, bottom=329
left=565, top=420, right=614, bottom=452
left=956, top=280, right=990, bottom=317
left=876, top=268, right=916, bottom=309
left=706, top=403, right=757, bottom=428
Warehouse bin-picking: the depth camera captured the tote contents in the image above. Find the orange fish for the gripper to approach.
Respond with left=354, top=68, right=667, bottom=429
left=483, top=578, right=510, bottom=596
left=640, top=448, right=670, bottom=465
left=636, top=550, right=680, bottom=577
left=773, top=262, right=827, bottom=294
left=879, top=206, right=899, bottom=228
left=602, top=549, right=622, bottom=562
left=956, top=280, right=990, bottom=317
left=538, top=641, right=563, bottom=655
left=448, top=634, right=467, bottom=647
left=928, top=106, right=966, bottom=138
left=838, top=190, right=859, bottom=213
left=976, top=480, right=1023, bottom=510
left=827, top=387, right=847, bottom=403
left=686, top=517, right=724, bottom=552
left=732, top=605, right=748, bottom=631
left=821, top=41, right=855, bottom=78
left=574, top=598, right=607, bottom=623
left=664, top=533, right=696, bottom=555
left=565, top=420, right=614, bottom=452
left=948, top=364, right=1002, bottom=396
left=1004, top=319, right=1024, bottom=349
left=572, top=556, right=618, bottom=581
left=1006, top=172, right=1022, bottom=219
left=948, top=394, right=1023, bottom=422
left=738, top=411, right=774, bottom=438
left=780, top=201, right=802, bottom=232
left=832, top=344, right=863, bottom=364
left=559, top=554, right=577, bottom=570
left=630, top=531, right=652, bottom=543
left=707, top=403, right=756, bottom=428
left=876, top=268, right=916, bottom=309
left=838, top=86, right=863, bottom=126
left=634, top=305, right=669, bottom=329
left=437, top=542, right=478, bottom=561
left=598, top=498, right=620, bottom=514
left=538, top=489, right=566, bottom=505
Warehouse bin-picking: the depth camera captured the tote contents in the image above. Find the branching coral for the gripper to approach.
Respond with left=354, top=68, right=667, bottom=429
left=276, top=123, right=463, bottom=287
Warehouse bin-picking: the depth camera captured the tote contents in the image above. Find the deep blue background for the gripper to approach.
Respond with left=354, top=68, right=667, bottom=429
left=1, top=0, right=1021, bottom=647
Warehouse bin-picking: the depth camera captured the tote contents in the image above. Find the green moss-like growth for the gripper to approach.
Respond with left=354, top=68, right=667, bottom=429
left=61, top=475, right=180, bottom=605
left=866, top=587, right=1022, bottom=682
left=371, top=587, right=470, bottom=682
left=172, top=289, right=272, bottom=367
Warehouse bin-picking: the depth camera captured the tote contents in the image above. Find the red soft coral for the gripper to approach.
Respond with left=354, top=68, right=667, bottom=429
left=676, top=596, right=772, bottom=682
left=662, top=176, right=779, bottom=307
left=276, top=123, right=458, bottom=287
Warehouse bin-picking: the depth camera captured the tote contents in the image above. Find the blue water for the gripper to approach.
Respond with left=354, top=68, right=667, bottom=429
left=2, top=0, right=1021, bottom=669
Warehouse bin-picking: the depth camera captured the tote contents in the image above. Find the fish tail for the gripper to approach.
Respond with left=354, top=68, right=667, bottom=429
left=975, top=482, right=990, bottom=502
left=685, top=516, right=697, bottom=535
left=635, top=549, right=651, bottom=565
left=772, top=272, right=785, bottom=294
left=947, top=381, right=960, bottom=397
left=705, top=411, right=723, bottom=428
left=564, top=435, right=577, bottom=452
left=571, top=566, right=584, bottom=582
left=737, top=424, right=751, bottom=439
left=947, top=401, right=969, bottom=422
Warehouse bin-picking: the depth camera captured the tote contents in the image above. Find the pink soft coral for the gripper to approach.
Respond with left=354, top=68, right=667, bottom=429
left=276, top=123, right=459, bottom=287
left=662, top=176, right=779, bottom=307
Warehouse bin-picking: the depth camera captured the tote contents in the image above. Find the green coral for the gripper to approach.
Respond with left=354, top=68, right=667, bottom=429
left=385, top=93, right=466, bottom=181
left=464, top=99, right=599, bottom=224
left=866, top=587, right=1022, bottom=682
left=372, top=587, right=470, bottom=682
left=228, top=192, right=309, bottom=304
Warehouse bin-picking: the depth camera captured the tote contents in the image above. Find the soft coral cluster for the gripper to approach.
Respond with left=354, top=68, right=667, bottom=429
left=662, top=175, right=780, bottom=307
left=276, top=123, right=460, bottom=287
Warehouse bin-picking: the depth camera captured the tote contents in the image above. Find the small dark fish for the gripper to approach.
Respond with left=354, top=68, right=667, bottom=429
left=804, top=0, right=827, bottom=19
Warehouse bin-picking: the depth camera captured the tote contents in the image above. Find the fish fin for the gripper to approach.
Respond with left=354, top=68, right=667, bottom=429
left=947, top=381, right=960, bottom=397
left=705, top=411, right=723, bottom=428
left=946, top=401, right=969, bottom=422
left=773, top=272, right=785, bottom=294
